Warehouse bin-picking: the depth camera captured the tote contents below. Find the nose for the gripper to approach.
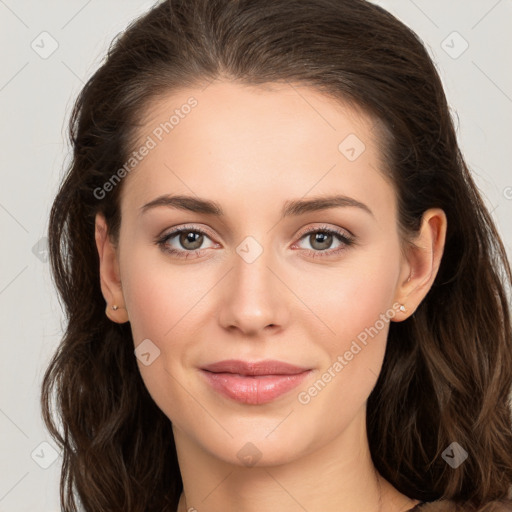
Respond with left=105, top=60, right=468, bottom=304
left=217, top=238, right=289, bottom=337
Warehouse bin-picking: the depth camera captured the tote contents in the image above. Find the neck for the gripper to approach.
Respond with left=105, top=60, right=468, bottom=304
left=173, top=411, right=415, bottom=512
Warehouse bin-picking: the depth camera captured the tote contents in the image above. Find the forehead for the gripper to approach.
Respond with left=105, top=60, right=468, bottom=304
left=120, top=81, right=395, bottom=224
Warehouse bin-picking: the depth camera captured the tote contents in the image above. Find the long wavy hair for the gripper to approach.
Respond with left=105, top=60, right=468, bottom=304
left=41, top=0, right=512, bottom=510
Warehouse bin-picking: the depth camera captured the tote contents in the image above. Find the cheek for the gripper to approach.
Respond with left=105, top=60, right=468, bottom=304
left=299, top=246, right=400, bottom=345
left=120, top=244, right=212, bottom=344
left=119, top=247, right=211, bottom=421
left=295, top=247, right=400, bottom=407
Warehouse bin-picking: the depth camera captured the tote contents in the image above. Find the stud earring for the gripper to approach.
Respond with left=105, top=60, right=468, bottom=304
left=111, top=305, right=125, bottom=311
left=399, top=304, right=406, bottom=312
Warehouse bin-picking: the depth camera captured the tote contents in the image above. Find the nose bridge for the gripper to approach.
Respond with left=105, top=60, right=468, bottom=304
left=233, top=233, right=277, bottom=303
left=237, top=234, right=272, bottom=287
left=218, top=233, right=287, bottom=333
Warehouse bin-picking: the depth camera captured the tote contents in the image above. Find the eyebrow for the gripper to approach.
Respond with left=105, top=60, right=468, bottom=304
left=139, top=193, right=374, bottom=219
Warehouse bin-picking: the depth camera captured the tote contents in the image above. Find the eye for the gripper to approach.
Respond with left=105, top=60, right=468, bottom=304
left=156, top=225, right=217, bottom=259
left=292, top=224, right=355, bottom=258
left=155, top=223, right=356, bottom=260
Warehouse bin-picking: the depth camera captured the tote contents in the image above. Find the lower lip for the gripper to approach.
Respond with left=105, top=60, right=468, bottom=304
left=200, top=370, right=311, bottom=405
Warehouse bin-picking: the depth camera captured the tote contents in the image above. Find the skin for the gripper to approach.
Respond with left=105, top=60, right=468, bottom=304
left=95, top=80, right=447, bottom=512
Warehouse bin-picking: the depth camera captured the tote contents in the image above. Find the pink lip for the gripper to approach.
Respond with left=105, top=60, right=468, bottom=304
left=200, top=359, right=312, bottom=405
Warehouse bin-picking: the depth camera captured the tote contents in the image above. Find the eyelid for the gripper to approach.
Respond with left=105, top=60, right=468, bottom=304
left=294, top=223, right=355, bottom=241
left=157, top=223, right=353, bottom=243
left=157, top=223, right=216, bottom=241
left=157, top=224, right=218, bottom=248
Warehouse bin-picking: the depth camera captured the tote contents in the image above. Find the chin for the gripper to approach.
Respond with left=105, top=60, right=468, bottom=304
left=194, top=424, right=317, bottom=469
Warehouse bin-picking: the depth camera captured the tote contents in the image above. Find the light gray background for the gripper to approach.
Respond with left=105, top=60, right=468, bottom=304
left=0, top=1, right=511, bottom=510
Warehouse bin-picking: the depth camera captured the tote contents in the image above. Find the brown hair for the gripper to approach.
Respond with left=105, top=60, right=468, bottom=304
left=42, top=0, right=512, bottom=510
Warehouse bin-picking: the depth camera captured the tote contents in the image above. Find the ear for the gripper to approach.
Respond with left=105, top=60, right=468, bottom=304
left=95, top=212, right=129, bottom=324
left=392, top=208, right=447, bottom=321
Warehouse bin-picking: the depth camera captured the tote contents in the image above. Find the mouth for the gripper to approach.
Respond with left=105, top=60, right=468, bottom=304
left=200, top=359, right=312, bottom=405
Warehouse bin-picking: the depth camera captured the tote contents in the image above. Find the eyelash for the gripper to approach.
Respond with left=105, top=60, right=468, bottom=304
left=155, top=224, right=356, bottom=260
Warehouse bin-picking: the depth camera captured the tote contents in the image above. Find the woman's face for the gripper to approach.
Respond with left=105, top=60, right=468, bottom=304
left=108, top=80, right=412, bottom=466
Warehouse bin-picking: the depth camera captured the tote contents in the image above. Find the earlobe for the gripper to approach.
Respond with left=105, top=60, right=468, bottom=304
left=392, top=208, right=447, bottom=321
left=95, top=213, right=129, bottom=324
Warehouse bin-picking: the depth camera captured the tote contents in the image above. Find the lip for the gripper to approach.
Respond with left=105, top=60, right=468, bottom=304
left=200, top=359, right=312, bottom=405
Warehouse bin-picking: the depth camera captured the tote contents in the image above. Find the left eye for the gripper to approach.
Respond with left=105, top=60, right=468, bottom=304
left=294, top=227, right=353, bottom=253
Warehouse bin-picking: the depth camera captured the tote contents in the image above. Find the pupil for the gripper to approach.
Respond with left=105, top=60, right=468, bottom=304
left=313, top=232, right=331, bottom=249
left=181, top=231, right=202, bottom=249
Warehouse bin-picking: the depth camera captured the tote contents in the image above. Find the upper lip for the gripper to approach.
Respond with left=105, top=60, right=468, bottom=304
left=201, top=359, right=311, bottom=376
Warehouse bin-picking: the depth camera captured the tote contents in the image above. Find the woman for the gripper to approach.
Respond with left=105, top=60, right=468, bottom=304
left=41, top=0, right=512, bottom=510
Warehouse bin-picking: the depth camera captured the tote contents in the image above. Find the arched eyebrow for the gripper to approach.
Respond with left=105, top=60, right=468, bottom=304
left=139, top=194, right=374, bottom=218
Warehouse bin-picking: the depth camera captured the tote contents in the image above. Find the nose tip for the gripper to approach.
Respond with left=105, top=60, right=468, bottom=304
left=218, top=251, right=287, bottom=335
